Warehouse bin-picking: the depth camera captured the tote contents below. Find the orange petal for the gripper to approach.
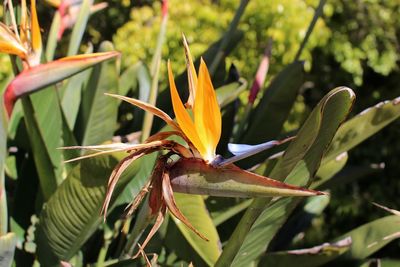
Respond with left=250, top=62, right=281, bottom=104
left=30, top=0, right=42, bottom=56
left=193, top=58, right=221, bottom=161
left=168, top=60, right=206, bottom=156
left=0, top=24, right=27, bottom=58
left=182, top=34, right=197, bottom=108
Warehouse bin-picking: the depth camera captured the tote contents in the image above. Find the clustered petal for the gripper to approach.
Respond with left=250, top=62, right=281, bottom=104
left=168, top=50, right=221, bottom=162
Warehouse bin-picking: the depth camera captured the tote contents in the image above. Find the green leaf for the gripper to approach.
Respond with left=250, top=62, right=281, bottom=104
left=260, top=237, right=351, bottom=267
left=335, top=215, right=400, bottom=260
left=118, top=62, right=141, bottom=96
left=0, top=233, right=17, bottom=267
left=323, top=96, right=400, bottom=163
left=311, top=152, right=348, bottom=189
left=359, top=258, right=400, bottom=267
left=36, top=153, right=141, bottom=265
left=45, top=11, right=61, bottom=61
left=76, top=42, right=119, bottom=146
left=21, top=93, right=61, bottom=200
left=212, top=199, right=252, bottom=227
left=215, top=87, right=355, bottom=267
left=173, top=193, right=221, bottom=266
left=61, top=46, right=94, bottom=130
left=67, top=0, right=94, bottom=56
left=239, top=62, right=304, bottom=167
left=216, top=80, right=247, bottom=108
left=0, top=98, right=7, bottom=234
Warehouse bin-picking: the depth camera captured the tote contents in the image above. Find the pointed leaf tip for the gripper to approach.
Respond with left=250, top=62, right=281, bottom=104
left=170, top=159, right=325, bottom=198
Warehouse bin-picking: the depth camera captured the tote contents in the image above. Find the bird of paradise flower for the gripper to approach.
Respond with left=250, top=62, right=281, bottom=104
left=62, top=36, right=325, bottom=256
left=0, top=0, right=119, bottom=117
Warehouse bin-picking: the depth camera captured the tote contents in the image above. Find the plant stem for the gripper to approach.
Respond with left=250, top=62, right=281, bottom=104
left=209, top=0, right=250, bottom=76
left=294, top=0, right=327, bottom=62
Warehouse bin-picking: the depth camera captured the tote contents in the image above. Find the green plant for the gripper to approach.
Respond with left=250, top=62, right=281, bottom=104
left=1, top=1, right=399, bottom=266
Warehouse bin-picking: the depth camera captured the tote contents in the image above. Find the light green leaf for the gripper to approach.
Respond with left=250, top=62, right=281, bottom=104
left=0, top=96, right=7, bottom=234
left=45, top=11, right=61, bottom=61
left=61, top=45, right=94, bottom=130
left=212, top=199, right=252, bottom=227
left=118, top=62, right=141, bottom=96
left=0, top=233, right=17, bottom=267
left=173, top=193, right=221, bottom=266
left=335, top=215, right=400, bottom=260
left=67, top=0, right=94, bottom=56
left=260, top=237, right=351, bottom=267
left=360, top=258, right=400, bottom=267
left=76, top=42, right=119, bottom=146
left=324, top=96, right=400, bottom=163
left=216, top=80, right=247, bottom=108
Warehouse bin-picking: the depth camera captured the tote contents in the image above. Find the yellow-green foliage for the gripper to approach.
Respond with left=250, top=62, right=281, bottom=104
left=113, top=0, right=331, bottom=81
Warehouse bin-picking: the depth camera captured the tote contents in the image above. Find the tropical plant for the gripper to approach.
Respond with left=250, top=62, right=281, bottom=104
left=0, top=0, right=399, bottom=266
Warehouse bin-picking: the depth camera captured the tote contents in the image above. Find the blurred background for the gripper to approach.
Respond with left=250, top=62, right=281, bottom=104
left=1, top=0, right=399, bottom=264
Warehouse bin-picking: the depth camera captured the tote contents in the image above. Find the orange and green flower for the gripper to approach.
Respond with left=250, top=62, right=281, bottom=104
left=62, top=37, right=325, bottom=257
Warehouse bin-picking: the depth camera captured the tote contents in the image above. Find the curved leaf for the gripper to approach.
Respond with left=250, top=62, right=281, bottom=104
left=335, top=215, right=400, bottom=260
left=324, top=96, right=400, bottom=163
left=76, top=42, right=119, bottom=146
left=260, top=237, right=351, bottom=267
left=239, top=62, right=304, bottom=167
left=67, top=0, right=94, bottom=56
left=215, top=87, right=355, bottom=267
left=173, top=193, right=221, bottom=266
left=36, top=153, right=141, bottom=265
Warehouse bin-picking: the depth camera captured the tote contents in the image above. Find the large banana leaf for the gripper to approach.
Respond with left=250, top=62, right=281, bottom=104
left=76, top=41, right=119, bottom=146
left=36, top=153, right=142, bottom=266
left=215, top=87, right=355, bottom=266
